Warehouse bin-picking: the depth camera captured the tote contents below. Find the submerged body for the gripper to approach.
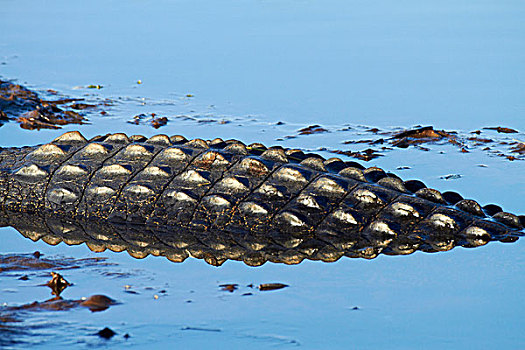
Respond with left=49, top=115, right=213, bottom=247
left=0, top=131, right=523, bottom=265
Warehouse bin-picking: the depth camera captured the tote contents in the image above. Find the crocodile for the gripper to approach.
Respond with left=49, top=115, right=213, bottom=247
left=0, top=131, right=523, bottom=265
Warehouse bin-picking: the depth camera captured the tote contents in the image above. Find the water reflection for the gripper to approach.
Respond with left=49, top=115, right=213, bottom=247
left=1, top=210, right=520, bottom=267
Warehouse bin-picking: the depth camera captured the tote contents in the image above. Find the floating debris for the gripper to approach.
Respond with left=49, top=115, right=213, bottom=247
left=258, top=283, right=288, bottom=291
left=80, top=295, right=116, bottom=312
left=298, top=125, right=329, bottom=135
left=510, top=143, right=525, bottom=155
left=45, top=272, right=71, bottom=296
left=467, top=137, right=493, bottom=144
left=9, top=296, right=80, bottom=311
left=0, top=253, right=106, bottom=272
left=334, top=125, right=523, bottom=162
left=219, top=284, right=238, bottom=293
left=151, top=116, right=168, bottom=128
left=16, top=108, right=85, bottom=130
left=181, top=326, right=221, bottom=332
left=484, top=126, right=519, bottom=134
left=128, top=113, right=169, bottom=128
left=330, top=148, right=383, bottom=161
left=0, top=79, right=96, bottom=129
left=6, top=289, right=116, bottom=313
left=69, top=103, right=96, bottom=110
left=391, top=126, right=453, bottom=148
left=440, top=174, right=462, bottom=180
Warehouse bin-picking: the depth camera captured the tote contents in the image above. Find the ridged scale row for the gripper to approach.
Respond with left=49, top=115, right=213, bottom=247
left=0, top=131, right=523, bottom=253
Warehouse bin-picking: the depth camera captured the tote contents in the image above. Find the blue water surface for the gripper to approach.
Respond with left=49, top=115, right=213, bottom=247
left=0, top=1, right=524, bottom=349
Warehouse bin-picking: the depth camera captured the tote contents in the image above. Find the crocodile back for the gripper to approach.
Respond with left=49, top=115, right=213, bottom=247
left=1, top=131, right=523, bottom=255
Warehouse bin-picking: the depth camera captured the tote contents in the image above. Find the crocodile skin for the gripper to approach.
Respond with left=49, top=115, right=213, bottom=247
left=0, top=131, right=523, bottom=264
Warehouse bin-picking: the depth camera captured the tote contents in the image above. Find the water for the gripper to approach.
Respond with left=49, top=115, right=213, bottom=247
left=1, top=0, right=524, bottom=130
left=1, top=0, right=524, bottom=349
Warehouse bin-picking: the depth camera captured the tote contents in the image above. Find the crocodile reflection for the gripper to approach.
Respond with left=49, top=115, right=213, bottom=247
left=1, top=210, right=520, bottom=266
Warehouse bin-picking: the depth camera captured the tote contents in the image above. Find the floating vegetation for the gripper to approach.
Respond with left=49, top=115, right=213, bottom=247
left=0, top=79, right=106, bottom=129
left=307, top=125, right=525, bottom=162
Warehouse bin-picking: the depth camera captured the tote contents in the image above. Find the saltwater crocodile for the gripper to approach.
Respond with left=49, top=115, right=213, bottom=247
left=0, top=131, right=523, bottom=265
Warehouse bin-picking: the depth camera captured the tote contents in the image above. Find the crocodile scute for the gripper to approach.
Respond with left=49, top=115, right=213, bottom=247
left=0, top=131, right=523, bottom=265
